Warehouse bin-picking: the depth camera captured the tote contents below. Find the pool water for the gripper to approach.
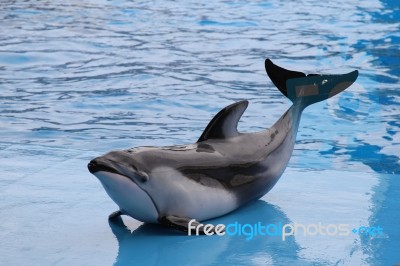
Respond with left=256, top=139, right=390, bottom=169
left=1, top=0, right=399, bottom=265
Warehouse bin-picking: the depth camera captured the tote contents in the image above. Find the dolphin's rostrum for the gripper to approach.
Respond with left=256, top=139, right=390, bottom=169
left=88, top=59, right=359, bottom=233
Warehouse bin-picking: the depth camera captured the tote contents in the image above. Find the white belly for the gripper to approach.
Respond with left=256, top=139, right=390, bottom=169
left=94, top=171, right=159, bottom=223
left=148, top=167, right=238, bottom=221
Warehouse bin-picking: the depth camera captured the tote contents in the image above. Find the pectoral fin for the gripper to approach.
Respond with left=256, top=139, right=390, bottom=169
left=108, top=210, right=123, bottom=219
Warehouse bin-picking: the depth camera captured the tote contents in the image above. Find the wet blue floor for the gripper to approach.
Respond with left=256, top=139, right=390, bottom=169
left=1, top=0, right=399, bottom=265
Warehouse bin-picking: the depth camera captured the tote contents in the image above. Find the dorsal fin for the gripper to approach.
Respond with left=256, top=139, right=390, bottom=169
left=197, top=100, right=248, bottom=142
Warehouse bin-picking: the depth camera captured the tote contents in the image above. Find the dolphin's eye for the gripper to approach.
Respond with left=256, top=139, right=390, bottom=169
left=137, top=171, right=149, bottom=183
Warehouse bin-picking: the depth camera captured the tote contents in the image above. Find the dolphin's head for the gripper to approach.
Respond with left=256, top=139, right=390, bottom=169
left=88, top=150, right=158, bottom=223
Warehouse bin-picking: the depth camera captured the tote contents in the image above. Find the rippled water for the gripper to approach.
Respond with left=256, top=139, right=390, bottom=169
left=1, top=0, right=399, bottom=265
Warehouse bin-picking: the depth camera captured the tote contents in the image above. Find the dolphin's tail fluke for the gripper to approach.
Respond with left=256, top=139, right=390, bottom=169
left=265, top=58, right=358, bottom=110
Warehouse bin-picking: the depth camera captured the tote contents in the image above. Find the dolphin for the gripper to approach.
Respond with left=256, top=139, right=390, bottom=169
left=88, top=59, right=359, bottom=233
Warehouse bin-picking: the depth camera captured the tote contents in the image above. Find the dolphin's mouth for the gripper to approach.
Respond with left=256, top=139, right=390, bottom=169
left=89, top=159, right=140, bottom=187
left=88, top=159, right=120, bottom=175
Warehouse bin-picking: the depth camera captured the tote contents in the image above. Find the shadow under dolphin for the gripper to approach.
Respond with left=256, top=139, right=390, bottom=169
left=108, top=200, right=313, bottom=265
